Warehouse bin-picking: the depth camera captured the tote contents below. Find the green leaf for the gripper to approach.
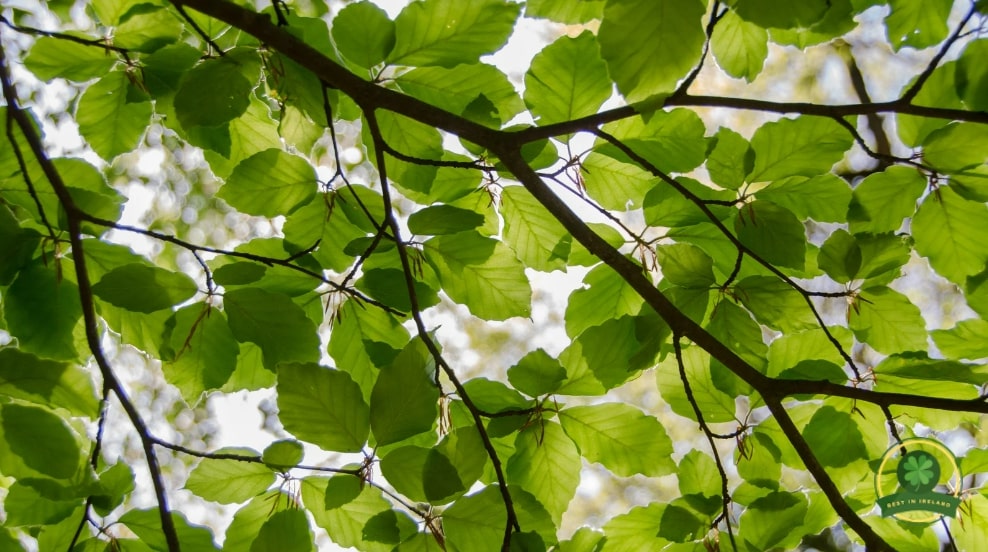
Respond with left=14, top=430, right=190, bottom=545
left=737, top=492, right=808, bottom=550
left=380, top=445, right=465, bottom=504
left=524, top=31, right=612, bottom=125
left=365, top=111, right=442, bottom=194
left=732, top=0, right=830, bottom=29
left=224, top=491, right=295, bottom=552
left=922, top=122, right=988, bottom=172
left=218, top=149, right=316, bottom=217
left=0, top=207, right=40, bottom=285
left=706, top=127, right=753, bottom=190
left=224, top=288, right=319, bottom=369
left=370, top=339, right=439, bottom=446
left=161, top=305, right=239, bottom=405
left=849, top=286, right=927, bottom=354
left=885, top=0, right=952, bottom=51
left=113, top=6, right=182, bottom=53
left=277, top=363, right=369, bottom=452
left=580, top=152, right=656, bottom=211
left=734, top=201, right=806, bottom=270
left=1, top=403, right=80, bottom=479
left=565, top=264, right=644, bottom=338
left=174, top=57, right=254, bottom=129
left=818, top=229, right=862, bottom=283
left=501, top=186, right=572, bottom=272
left=261, top=439, right=304, bottom=471
left=332, top=2, right=396, bottom=68
left=396, top=64, right=524, bottom=126
left=507, top=422, right=580, bottom=525
left=0, top=348, right=98, bottom=417
left=76, top=71, right=151, bottom=161
left=328, top=299, right=409, bottom=400
left=443, top=485, right=507, bottom=552
left=898, top=61, right=963, bottom=147
left=656, top=345, right=736, bottom=423
left=4, top=262, right=82, bottom=360
left=185, top=448, right=275, bottom=504
left=735, top=276, right=818, bottom=333
left=24, top=36, right=117, bottom=81
left=599, top=503, right=673, bottom=551
left=802, top=405, right=868, bottom=467
left=559, top=403, right=675, bottom=477
left=932, top=319, right=988, bottom=359
left=250, top=509, right=313, bottom=552
left=525, top=0, right=604, bottom=23
left=425, top=232, right=531, bottom=321
left=3, top=482, right=80, bottom=526
left=598, top=109, right=708, bottom=174
left=706, top=300, right=767, bottom=373
left=957, top=39, right=988, bottom=111
left=407, top=204, right=484, bottom=236
left=598, top=0, right=706, bottom=100
left=92, top=263, right=197, bottom=313
left=677, top=450, right=722, bottom=516
left=388, top=0, right=521, bottom=68
left=748, top=117, right=851, bottom=182
left=656, top=243, right=715, bottom=289
left=711, top=10, right=768, bottom=81
left=461, top=377, right=533, bottom=413
left=119, top=509, right=219, bottom=552
left=303, top=476, right=413, bottom=551
left=643, top=176, right=734, bottom=228
left=848, top=166, right=926, bottom=233
left=507, top=349, right=566, bottom=397
left=913, top=186, right=988, bottom=285
left=756, top=174, right=851, bottom=223
left=856, top=232, right=911, bottom=281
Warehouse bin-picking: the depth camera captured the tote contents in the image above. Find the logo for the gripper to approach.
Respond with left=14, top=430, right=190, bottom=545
left=874, top=437, right=962, bottom=523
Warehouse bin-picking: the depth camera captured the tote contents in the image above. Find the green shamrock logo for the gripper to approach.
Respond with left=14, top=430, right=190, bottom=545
left=897, top=450, right=940, bottom=493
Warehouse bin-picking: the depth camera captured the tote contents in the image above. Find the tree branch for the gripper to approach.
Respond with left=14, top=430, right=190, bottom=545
left=0, top=38, right=181, bottom=552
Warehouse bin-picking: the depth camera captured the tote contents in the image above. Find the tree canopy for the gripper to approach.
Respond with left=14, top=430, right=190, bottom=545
left=1, top=0, right=988, bottom=550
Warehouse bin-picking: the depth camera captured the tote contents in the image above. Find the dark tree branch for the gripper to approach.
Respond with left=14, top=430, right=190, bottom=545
left=172, top=3, right=225, bottom=56
left=0, top=39, right=181, bottom=552
left=899, top=2, right=978, bottom=103
left=593, top=129, right=862, bottom=380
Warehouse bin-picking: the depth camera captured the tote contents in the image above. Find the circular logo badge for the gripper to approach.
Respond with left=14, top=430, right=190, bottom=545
left=875, top=438, right=962, bottom=524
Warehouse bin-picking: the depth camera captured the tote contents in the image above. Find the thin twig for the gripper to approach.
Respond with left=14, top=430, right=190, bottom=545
left=673, top=335, right=738, bottom=550
left=363, top=107, right=520, bottom=550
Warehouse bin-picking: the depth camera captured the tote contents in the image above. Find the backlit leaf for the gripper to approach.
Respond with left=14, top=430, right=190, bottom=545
left=370, top=339, right=439, bottom=446
left=425, top=232, right=531, bottom=321
left=277, top=363, right=369, bottom=452
left=748, top=117, right=851, bottom=183
left=559, top=403, right=675, bottom=477
left=507, top=422, right=580, bottom=525
left=388, top=0, right=520, bottom=68
left=525, top=31, right=612, bottom=125
left=219, top=149, right=317, bottom=217
left=185, top=448, right=275, bottom=504
left=598, top=0, right=706, bottom=100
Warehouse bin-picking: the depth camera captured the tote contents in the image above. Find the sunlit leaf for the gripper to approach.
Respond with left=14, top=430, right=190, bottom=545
left=388, top=0, right=521, bottom=67
left=525, top=31, right=612, bottom=125
left=277, top=362, right=369, bottom=452
left=185, top=448, right=274, bottom=504
left=598, top=0, right=706, bottom=100
left=559, top=403, right=675, bottom=477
